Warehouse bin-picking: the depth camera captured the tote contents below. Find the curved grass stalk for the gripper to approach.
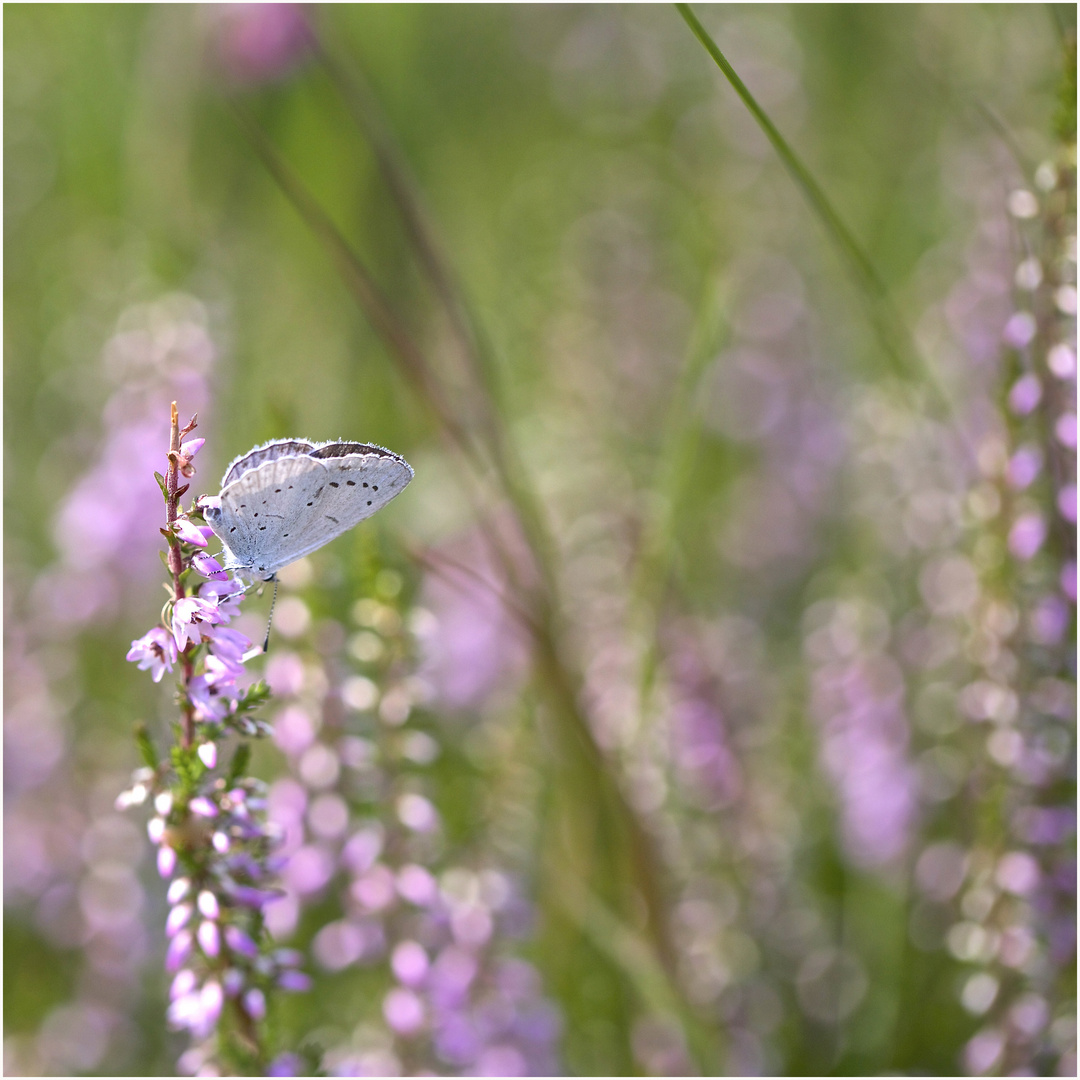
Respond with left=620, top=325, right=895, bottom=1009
left=676, top=3, right=955, bottom=415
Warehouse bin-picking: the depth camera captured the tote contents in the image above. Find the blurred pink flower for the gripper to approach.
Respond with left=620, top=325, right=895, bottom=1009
left=209, top=4, right=312, bottom=85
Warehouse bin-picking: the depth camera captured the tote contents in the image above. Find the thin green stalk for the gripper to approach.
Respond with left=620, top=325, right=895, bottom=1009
left=630, top=275, right=729, bottom=706
left=676, top=3, right=952, bottom=412
left=230, top=96, right=697, bottom=1056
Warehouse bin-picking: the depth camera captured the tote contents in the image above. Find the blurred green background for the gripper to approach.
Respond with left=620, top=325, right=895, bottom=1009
left=5, top=4, right=1075, bottom=1076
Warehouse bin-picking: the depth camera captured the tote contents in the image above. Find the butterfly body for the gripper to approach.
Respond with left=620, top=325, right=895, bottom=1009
left=200, top=439, right=413, bottom=582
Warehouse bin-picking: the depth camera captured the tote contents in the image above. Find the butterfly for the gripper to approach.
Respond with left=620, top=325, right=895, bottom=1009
left=199, top=439, right=414, bottom=582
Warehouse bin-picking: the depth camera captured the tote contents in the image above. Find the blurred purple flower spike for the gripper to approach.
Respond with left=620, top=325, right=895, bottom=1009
left=210, top=4, right=313, bottom=85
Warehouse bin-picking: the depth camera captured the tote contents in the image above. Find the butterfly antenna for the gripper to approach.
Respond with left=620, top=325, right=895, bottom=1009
left=262, top=577, right=279, bottom=653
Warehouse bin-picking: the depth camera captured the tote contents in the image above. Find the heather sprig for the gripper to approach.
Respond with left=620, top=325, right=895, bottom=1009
left=118, top=404, right=309, bottom=1076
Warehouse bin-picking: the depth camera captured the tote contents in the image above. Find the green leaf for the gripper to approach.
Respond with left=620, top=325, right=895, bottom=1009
left=134, top=723, right=159, bottom=770
left=226, top=742, right=251, bottom=787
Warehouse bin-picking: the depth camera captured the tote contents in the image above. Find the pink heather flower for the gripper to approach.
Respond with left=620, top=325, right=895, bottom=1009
left=211, top=4, right=312, bottom=85
left=1061, top=561, right=1077, bottom=603
left=193, top=979, right=224, bottom=1039
left=189, top=674, right=238, bottom=723
left=391, top=941, right=430, bottom=987
left=383, top=987, right=426, bottom=1035
left=1008, top=373, right=1042, bottom=416
left=244, top=988, right=267, bottom=1022
left=203, top=652, right=244, bottom=688
left=230, top=884, right=280, bottom=909
left=166, top=903, right=194, bottom=937
left=197, top=890, right=220, bottom=919
left=170, top=969, right=198, bottom=1001
left=166, top=928, right=194, bottom=972
left=197, top=741, right=218, bottom=769
left=192, top=551, right=228, bottom=579
left=127, top=627, right=178, bottom=682
left=1055, top=412, right=1077, bottom=450
left=1047, top=343, right=1076, bottom=379
left=208, top=625, right=253, bottom=659
left=1008, top=513, right=1047, bottom=561
left=277, top=970, right=312, bottom=993
left=225, top=925, right=260, bottom=959
left=1003, top=311, right=1037, bottom=348
left=199, top=578, right=245, bottom=620
left=267, top=1052, right=301, bottom=1076
left=189, top=796, right=218, bottom=818
left=397, top=863, right=438, bottom=907
left=173, top=518, right=211, bottom=547
left=397, top=792, right=440, bottom=833
left=167, top=878, right=191, bottom=904
left=1007, top=445, right=1043, bottom=490
left=158, top=845, right=178, bottom=878
left=197, top=919, right=221, bottom=958
left=180, top=437, right=205, bottom=459
left=1058, top=485, right=1077, bottom=524
left=172, top=596, right=223, bottom=649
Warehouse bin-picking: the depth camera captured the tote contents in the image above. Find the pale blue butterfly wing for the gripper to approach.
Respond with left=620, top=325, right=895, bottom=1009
left=203, top=439, right=413, bottom=581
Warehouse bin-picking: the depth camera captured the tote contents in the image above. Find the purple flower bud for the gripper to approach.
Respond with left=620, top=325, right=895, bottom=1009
left=198, top=919, right=221, bottom=958
left=210, top=626, right=253, bottom=660
left=166, top=991, right=199, bottom=1032
left=166, top=902, right=194, bottom=938
left=170, top=969, right=197, bottom=1001
left=212, top=830, right=231, bottom=854
left=202, top=652, right=244, bottom=688
left=1055, top=412, right=1077, bottom=449
left=230, top=884, right=281, bottom=909
left=197, top=890, right=220, bottom=919
left=210, top=4, right=313, bottom=86
left=167, top=878, right=191, bottom=905
left=197, top=741, right=218, bottom=770
left=244, top=987, right=268, bottom=1021
left=1008, top=512, right=1047, bottom=561
left=1008, top=373, right=1042, bottom=415
left=267, top=1052, right=302, bottom=1077
left=189, top=796, right=218, bottom=818
left=192, top=551, right=228, bottom=579
left=1007, top=445, right=1043, bottom=490
left=1062, top=561, right=1077, bottom=603
left=166, top=929, right=194, bottom=972
left=274, top=948, right=304, bottom=968
left=147, top=817, right=166, bottom=844
left=222, top=968, right=245, bottom=997
left=158, top=845, right=178, bottom=878
left=180, top=437, right=205, bottom=459
left=193, top=979, right=224, bottom=1040
left=1030, top=595, right=1069, bottom=645
left=1048, top=343, right=1076, bottom=379
left=1003, top=312, right=1037, bottom=348
left=391, top=941, right=430, bottom=987
left=173, top=518, right=210, bottom=548
left=995, top=851, right=1041, bottom=896
left=397, top=863, right=438, bottom=907
left=277, top=970, right=312, bottom=993
left=397, top=792, right=440, bottom=833
left=1058, top=485, right=1078, bottom=524
left=225, top=924, right=260, bottom=959
left=383, top=987, right=426, bottom=1035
